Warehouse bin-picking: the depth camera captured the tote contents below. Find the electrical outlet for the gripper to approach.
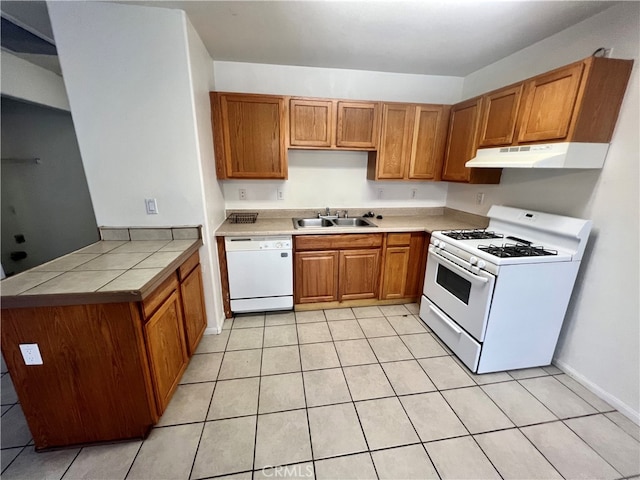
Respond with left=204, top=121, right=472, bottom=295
left=144, top=198, right=158, bottom=214
left=377, top=188, right=384, bottom=199
left=411, top=188, right=417, bottom=199
left=20, top=343, right=43, bottom=365
left=239, top=189, right=247, bottom=200
left=476, top=192, right=485, bottom=205
left=277, top=189, right=284, bottom=201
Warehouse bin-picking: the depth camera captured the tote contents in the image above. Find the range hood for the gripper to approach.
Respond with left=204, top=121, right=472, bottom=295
left=465, top=142, right=610, bottom=169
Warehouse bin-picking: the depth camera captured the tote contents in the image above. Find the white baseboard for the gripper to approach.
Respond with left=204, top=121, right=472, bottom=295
left=553, top=357, right=639, bottom=425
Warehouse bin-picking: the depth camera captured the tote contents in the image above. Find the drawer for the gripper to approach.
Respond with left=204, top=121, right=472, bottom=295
left=386, top=233, right=412, bottom=246
left=178, top=251, right=200, bottom=281
left=419, top=296, right=481, bottom=372
left=295, top=234, right=383, bottom=251
left=143, top=273, right=179, bottom=319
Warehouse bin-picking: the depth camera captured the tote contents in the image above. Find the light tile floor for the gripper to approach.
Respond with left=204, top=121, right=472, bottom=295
left=2, top=304, right=639, bottom=480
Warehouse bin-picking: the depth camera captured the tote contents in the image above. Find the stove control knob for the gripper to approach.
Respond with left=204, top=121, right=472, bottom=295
left=433, top=239, right=440, bottom=247
left=469, top=256, right=478, bottom=265
left=439, top=243, right=446, bottom=251
left=477, top=260, right=486, bottom=269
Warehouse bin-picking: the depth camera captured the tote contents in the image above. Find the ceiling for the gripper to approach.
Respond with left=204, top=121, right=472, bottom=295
left=1, top=1, right=618, bottom=77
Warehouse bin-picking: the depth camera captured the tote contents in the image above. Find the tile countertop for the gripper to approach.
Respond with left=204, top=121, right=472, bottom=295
left=1, top=227, right=202, bottom=310
left=216, top=207, right=488, bottom=237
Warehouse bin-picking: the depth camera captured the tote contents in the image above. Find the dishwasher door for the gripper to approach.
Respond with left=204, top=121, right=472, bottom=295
left=225, top=236, right=293, bottom=313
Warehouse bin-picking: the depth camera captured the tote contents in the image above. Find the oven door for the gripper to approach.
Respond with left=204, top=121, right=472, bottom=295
left=423, top=247, right=495, bottom=342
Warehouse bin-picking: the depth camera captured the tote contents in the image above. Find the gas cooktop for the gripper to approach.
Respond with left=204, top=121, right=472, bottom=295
left=478, top=243, right=558, bottom=258
left=441, top=229, right=503, bottom=240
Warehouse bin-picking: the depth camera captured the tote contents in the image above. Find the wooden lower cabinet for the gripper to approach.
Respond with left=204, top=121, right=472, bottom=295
left=380, top=232, right=428, bottom=301
left=144, top=290, right=188, bottom=415
left=180, top=264, right=208, bottom=355
left=339, top=249, right=380, bottom=300
left=0, top=252, right=207, bottom=449
left=295, top=251, right=339, bottom=303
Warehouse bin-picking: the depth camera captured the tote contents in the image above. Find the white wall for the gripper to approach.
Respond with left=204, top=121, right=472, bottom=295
left=450, top=2, right=640, bottom=421
left=214, top=61, right=462, bottom=211
left=48, top=1, right=226, bottom=331
left=1, top=97, right=98, bottom=274
left=0, top=51, right=70, bottom=111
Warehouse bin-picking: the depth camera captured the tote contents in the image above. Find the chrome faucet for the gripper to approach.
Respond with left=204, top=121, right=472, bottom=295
left=325, top=207, right=331, bottom=216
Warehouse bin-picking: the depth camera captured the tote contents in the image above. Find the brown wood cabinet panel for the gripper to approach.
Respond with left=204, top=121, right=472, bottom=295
left=178, top=251, right=200, bottom=281
left=212, top=93, right=287, bottom=179
left=442, top=97, right=482, bottom=182
left=180, top=264, right=207, bottom=355
left=217, top=237, right=232, bottom=319
left=142, top=273, right=179, bottom=319
left=295, top=234, right=383, bottom=251
left=478, top=84, right=523, bottom=147
left=442, top=97, right=502, bottom=184
left=386, top=232, right=412, bottom=246
left=517, top=63, right=584, bottom=143
left=375, top=103, right=414, bottom=179
left=339, top=249, right=380, bottom=301
left=408, top=105, right=449, bottom=180
left=144, top=291, right=188, bottom=415
left=380, top=246, right=410, bottom=299
left=289, top=98, right=333, bottom=147
left=1, top=303, right=156, bottom=449
left=336, top=101, right=380, bottom=149
left=405, top=232, right=428, bottom=298
left=295, top=251, right=339, bottom=303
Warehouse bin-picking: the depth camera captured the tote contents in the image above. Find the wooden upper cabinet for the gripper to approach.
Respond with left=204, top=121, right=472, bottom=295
left=478, top=84, right=523, bottom=147
left=375, top=103, right=414, bottom=179
left=517, top=63, right=584, bottom=143
left=211, top=92, right=287, bottom=179
left=442, top=97, right=502, bottom=184
left=336, top=101, right=381, bottom=149
left=408, top=105, right=449, bottom=180
left=442, top=97, right=481, bottom=182
left=368, top=103, right=448, bottom=181
left=289, top=99, right=333, bottom=147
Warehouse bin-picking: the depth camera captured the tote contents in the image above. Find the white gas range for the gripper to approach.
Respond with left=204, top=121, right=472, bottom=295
left=419, top=205, right=592, bottom=374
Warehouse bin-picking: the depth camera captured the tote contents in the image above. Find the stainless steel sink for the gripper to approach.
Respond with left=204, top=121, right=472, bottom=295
left=292, top=217, right=377, bottom=229
left=294, top=218, right=335, bottom=228
left=332, top=217, right=376, bottom=227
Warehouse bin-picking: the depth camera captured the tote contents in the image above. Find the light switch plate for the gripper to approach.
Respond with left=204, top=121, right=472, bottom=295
left=145, top=198, right=158, bottom=214
left=20, top=343, right=43, bottom=365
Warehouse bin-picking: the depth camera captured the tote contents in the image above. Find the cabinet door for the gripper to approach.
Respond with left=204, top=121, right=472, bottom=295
left=376, top=103, right=414, bottom=179
left=478, top=84, right=523, bottom=147
left=180, top=264, right=207, bottom=356
left=517, top=63, right=584, bottom=143
left=144, top=291, right=188, bottom=415
left=219, top=94, right=287, bottom=179
left=442, top=98, right=482, bottom=182
left=295, top=251, right=339, bottom=303
left=336, top=101, right=380, bottom=149
left=338, top=249, right=380, bottom=301
left=408, top=105, right=449, bottom=180
left=380, top=246, right=410, bottom=299
left=289, top=99, right=333, bottom=147
left=404, top=232, right=428, bottom=298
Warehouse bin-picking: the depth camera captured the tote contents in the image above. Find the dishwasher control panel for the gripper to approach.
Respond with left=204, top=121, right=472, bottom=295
left=225, top=236, right=292, bottom=252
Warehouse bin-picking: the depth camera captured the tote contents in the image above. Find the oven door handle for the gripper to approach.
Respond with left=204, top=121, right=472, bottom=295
left=429, top=305, right=462, bottom=336
left=431, top=251, right=489, bottom=285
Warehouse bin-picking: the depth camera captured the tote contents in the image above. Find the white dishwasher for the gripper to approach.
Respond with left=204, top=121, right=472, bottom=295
left=225, top=236, right=293, bottom=313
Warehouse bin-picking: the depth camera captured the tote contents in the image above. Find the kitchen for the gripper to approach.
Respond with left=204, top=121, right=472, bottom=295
left=0, top=1, right=638, bottom=479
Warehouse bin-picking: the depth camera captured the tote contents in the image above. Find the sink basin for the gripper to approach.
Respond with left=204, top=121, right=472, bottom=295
left=293, top=218, right=335, bottom=228
left=292, top=217, right=377, bottom=229
left=332, top=218, right=377, bottom=227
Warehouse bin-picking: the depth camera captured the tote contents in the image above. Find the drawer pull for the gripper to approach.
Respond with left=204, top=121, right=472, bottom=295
left=429, top=305, right=462, bottom=336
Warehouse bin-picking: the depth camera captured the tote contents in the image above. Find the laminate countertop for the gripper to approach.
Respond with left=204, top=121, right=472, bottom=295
left=1, top=231, right=202, bottom=309
left=216, top=207, right=488, bottom=237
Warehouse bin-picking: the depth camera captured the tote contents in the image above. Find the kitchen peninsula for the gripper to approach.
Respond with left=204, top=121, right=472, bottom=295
left=0, top=227, right=207, bottom=450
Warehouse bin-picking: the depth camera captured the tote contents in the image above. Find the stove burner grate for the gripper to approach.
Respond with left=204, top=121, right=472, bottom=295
left=478, top=243, right=558, bottom=258
left=441, top=229, right=504, bottom=241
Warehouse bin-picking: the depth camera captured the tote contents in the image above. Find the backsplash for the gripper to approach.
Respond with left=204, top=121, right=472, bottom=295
left=99, top=226, right=201, bottom=241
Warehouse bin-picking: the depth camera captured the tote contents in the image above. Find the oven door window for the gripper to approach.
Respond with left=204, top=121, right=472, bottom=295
left=436, top=263, right=472, bottom=304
